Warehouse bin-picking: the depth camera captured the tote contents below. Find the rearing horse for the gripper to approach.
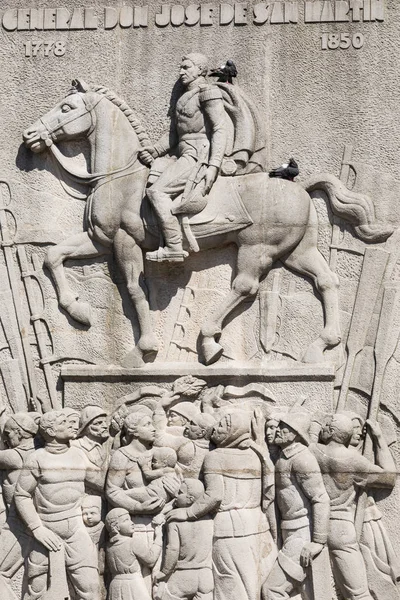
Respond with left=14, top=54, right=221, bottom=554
left=22, top=79, right=392, bottom=367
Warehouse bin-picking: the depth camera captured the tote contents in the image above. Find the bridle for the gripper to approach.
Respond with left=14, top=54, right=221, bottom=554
left=39, top=93, right=104, bottom=148
left=38, top=92, right=145, bottom=193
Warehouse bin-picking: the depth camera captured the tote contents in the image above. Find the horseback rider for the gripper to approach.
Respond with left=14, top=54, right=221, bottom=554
left=139, top=53, right=227, bottom=263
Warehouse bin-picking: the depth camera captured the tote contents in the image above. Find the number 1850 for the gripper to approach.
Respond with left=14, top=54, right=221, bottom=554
left=321, top=33, right=364, bottom=50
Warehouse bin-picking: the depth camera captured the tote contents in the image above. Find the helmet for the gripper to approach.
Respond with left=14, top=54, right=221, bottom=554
left=78, top=405, right=107, bottom=437
left=279, top=412, right=311, bottom=446
left=169, top=402, right=198, bottom=422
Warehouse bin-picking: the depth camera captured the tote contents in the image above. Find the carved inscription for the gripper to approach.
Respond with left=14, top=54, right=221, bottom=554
left=23, top=40, right=66, bottom=57
left=320, top=32, right=364, bottom=49
left=0, top=2, right=386, bottom=31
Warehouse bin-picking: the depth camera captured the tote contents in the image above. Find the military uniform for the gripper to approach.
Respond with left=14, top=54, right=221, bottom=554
left=147, top=79, right=227, bottom=258
left=263, top=442, right=330, bottom=600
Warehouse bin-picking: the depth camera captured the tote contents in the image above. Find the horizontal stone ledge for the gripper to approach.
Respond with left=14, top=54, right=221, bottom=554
left=61, top=362, right=335, bottom=382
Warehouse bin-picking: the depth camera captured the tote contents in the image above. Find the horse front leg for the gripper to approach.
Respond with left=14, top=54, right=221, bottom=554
left=45, top=232, right=109, bottom=326
left=113, top=229, right=159, bottom=367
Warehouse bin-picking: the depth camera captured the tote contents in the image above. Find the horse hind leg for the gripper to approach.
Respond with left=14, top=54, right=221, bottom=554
left=45, top=232, right=109, bottom=326
left=201, top=244, right=273, bottom=365
left=282, top=243, right=341, bottom=363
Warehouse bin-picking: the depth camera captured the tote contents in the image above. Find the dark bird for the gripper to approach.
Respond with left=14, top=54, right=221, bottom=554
left=269, top=158, right=299, bottom=181
left=210, top=59, right=238, bottom=84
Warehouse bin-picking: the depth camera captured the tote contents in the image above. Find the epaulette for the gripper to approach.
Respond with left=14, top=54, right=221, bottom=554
left=199, top=84, right=223, bottom=103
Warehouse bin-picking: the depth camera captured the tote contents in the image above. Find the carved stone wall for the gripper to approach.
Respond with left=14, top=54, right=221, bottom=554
left=0, top=1, right=399, bottom=599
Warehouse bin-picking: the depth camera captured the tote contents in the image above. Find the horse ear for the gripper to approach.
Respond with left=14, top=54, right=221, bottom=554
left=71, top=78, right=90, bottom=92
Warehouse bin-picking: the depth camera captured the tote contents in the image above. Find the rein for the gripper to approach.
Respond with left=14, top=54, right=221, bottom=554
left=40, top=93, right=146, bottom=194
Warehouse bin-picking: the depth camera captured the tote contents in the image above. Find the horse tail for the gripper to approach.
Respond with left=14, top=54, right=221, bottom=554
left=303, top=173, right=394, bottom=243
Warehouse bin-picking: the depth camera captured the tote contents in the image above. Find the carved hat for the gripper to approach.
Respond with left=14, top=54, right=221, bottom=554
left=78, top=405, right=107, bottom=437
left=7, top=412, right=40, bottom=436
left=278, top=412, right=311, bottom=446
left=169, top=402, right=199, bottom=422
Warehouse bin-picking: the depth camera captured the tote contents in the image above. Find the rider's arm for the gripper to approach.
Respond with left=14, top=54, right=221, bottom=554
left=200, top=86, right=227, bottom=170
left=154, top=116, right=179, bottom=157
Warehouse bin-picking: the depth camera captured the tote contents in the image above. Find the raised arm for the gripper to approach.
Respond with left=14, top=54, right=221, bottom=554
left=364, top=420, right=396, bottom=489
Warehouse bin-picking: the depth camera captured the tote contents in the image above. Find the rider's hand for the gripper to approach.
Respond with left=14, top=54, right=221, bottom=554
left=300, top=542, right=324, bottom=568
left=139, top=145, right=158, bottom=166
left=203, top=166, right=218, bottom=195
left=32, top=525, right=62, bottom=552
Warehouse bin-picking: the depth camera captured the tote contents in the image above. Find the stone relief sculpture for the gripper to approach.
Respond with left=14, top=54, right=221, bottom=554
left=0, top=386, right=396, bottom=600
left=22, top=57, right=393, bottom=367
left=14, top=410, right=99, bottom=600
left=0, top=18, right=397, bottom=600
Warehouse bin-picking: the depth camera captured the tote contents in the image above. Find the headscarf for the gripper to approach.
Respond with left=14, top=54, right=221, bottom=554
left=215, top=410, right=252, bottom=448
left=214, top=410, right=275, bottom=511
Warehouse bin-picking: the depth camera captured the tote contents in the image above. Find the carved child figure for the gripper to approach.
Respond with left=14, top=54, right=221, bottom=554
left=82, top=494, right=107, bottom=599
left=106, top=507, right=162, bottom=600
left=138, top=447, right=182, bottom=506
left=82, top=494, right=106, bottom=558
left=155, top=479, right=214, bottom=600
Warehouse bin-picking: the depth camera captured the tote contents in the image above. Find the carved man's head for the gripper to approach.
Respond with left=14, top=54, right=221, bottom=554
left=39, top=410, right=76, bottom=443
left=167, top=402, right=199, bottom=428
left=3, top=413, right=39, bottom=449
left=180, top=53, right=208, bottom=86
left=78, top=405, right=109, bottom=443
left=265, top=413, right=284, bottom=445
left=327, top=414, right=354, bottom=446
left=184, top=413, right=216, bottom=441
left=63, top=407, right=80, bottom=437
left=275, top=412, right=311, bottom=448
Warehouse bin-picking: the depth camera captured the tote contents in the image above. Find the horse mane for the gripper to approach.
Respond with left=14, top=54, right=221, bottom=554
left=89, top=85, right=152, bottom=148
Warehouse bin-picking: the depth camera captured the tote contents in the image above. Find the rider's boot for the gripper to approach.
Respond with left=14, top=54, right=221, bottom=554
left=146, top=216, right=188, bottom=263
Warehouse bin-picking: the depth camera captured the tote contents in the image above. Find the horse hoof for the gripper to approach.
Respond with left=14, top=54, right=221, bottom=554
left=202, top=338, right=224, bottom=365
left=67, top=301, right=92, bottom=327
left=121, top=348, right=145, bottom=369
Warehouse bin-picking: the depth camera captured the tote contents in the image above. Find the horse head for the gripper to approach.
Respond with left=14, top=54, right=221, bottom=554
left=23, top=79, right=103, bottom=153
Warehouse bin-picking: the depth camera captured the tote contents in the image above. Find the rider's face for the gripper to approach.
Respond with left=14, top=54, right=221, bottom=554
left=179, top=60, right=202, bottom=86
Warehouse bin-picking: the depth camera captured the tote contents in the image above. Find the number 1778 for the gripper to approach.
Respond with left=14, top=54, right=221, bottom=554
left=320, top=33, right=364, bottom=50
left=24, top=41, right=66, bottom=57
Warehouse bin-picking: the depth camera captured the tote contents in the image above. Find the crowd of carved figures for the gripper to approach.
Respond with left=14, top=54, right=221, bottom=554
left=0, top=375, right=397, bottom=600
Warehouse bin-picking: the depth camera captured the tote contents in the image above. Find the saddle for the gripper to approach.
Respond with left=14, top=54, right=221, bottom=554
left=143, top=175, right=253, bottom=251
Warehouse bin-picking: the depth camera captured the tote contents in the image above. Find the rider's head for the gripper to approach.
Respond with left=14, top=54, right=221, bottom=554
left=180, top=53, right=208, bottom=86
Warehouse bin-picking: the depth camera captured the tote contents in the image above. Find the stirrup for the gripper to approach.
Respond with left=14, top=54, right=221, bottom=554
left=146, top=247, right=188, bottom=263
